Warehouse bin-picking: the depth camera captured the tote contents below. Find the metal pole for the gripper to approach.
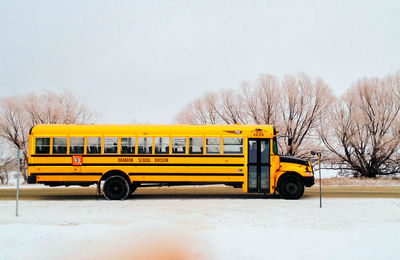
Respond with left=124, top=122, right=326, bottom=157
left=16, top=149, right=21, bottom=217
left=318, top=153, right=322, bottom=208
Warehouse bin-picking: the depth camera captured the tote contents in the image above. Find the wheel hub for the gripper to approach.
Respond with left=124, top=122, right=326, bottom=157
left=286, top=183, right=298, bottom=194
left=111, top=183, right=122, bottom=194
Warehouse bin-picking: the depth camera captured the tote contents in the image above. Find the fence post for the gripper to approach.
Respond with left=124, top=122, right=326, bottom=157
left=311, top=151, right=322, bottom=208
left=318, top=152, right=322, bottom=208
left=16, top=149, right=21, bottom=217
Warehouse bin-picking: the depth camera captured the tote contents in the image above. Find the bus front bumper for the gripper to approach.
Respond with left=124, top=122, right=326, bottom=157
left=27, top=175, right=37, bottom=184
left=303, top=176, right=315, bottom=187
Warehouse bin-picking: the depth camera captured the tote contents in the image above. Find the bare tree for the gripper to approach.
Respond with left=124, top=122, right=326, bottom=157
left=176, top=88, right=249, bottom=125
left=218, top=88, right=248, bottom=124
left=24, top=90, right=99, bottom=125
left=241, top=81, right=260, bottom=124
left=175, top=102, right=198, bottom=124
left=319, top=72, right=400, bottom=177
left=241, top=75, right=281, bottom=125
left=0, top=89, right=100, bottom=181
left=175, top=97, right=213, bottom=124
left=202, top=92, right=221, bottom=124
left=175, top=92, right=224, bottom=124
left=279, top=73, right=335, bottom=157
left=0, top=96, right=29, bottom=181
left=0, top=153, right=16, bottom=185
left=256, top=74, right=281, bottom=125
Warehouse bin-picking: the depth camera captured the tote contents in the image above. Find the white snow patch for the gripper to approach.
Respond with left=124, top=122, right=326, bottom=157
left=1, top=198, right=399, bottom=259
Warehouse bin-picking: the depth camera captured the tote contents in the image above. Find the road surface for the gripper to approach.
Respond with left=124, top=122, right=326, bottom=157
left=1, top=185, right=399, bottom=200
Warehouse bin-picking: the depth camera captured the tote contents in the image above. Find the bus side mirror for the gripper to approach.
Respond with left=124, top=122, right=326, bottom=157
left=288, top=137, right=293, bottom=146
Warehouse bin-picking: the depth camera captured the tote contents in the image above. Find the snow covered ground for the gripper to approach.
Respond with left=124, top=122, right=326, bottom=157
left=1, top=197, right=399, bottom=260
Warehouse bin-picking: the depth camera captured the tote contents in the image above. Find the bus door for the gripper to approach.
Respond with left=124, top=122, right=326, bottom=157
left=248, top=139, right=270, bottom=193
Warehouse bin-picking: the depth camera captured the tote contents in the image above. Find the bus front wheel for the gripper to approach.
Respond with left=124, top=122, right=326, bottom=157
left=278, top=176, right=304, bottom=200
left=103, top=175, right=130, bottom=200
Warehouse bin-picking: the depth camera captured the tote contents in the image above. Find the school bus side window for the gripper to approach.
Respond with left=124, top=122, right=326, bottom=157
left=223, top=137, right=243, bottom=154
left=70, top=137, right=84, bottom=154
left=206, top=137, right=220, bottom=154
left=172, top=137, right=186, bottom=154
left=189, top=137, right=203, bottom=154
left=36, top=137, right=50, bottom=154
left=121, top=137, right=135, bottom=154
left=87, top=137, right=101, bottom=154
left=155, top=137, right=169, bottom=154
left=104, top=137, right=118, bottom=154
left=138, top=137, right=152, bottom=154
left=53, top=137, right=67, bottom=154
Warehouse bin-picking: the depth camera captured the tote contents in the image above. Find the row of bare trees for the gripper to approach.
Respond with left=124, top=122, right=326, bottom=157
left=0, top=90, right=100, bottom=181
left=319, top=73, right=400, bottom=177
left=176, top=72, right=400, bottom=178
left=176, top=73, right=335, bottom=157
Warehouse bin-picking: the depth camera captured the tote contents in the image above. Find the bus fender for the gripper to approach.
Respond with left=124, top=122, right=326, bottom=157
left=276, top=171, right=304, bottom=189
left=100, top=170, right=131, bottom=184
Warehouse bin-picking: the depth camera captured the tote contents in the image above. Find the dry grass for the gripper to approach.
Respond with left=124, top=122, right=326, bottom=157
left=318, top=177, right=400, bottom=186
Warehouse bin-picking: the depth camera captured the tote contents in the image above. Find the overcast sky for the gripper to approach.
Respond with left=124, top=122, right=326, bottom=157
left=1, top=0, right=399, bottom=124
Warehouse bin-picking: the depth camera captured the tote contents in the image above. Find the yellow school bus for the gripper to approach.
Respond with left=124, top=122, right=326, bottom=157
left=27, top=124, right=314, bottom=200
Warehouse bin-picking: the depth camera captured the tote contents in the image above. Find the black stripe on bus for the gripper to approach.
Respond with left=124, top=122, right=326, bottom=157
left=137, top=181, right=243, bottom=184
left=28, top=163, right=245, bottom=167
left=129, top=173, right=244, bottom=176
left=30, top=173, right=102, bottom=176
left=30, top=154, right=244, bottom=158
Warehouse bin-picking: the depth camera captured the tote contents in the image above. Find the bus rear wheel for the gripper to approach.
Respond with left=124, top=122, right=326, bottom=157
left=278, top=176, right=304, bottom=200
left=103, top=175, right=130, bottom=200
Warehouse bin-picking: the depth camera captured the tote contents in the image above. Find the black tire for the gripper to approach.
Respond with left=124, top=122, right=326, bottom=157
left=278, top=176, right=305, bottom=200
left=103, top=175, right=130, bottom=200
